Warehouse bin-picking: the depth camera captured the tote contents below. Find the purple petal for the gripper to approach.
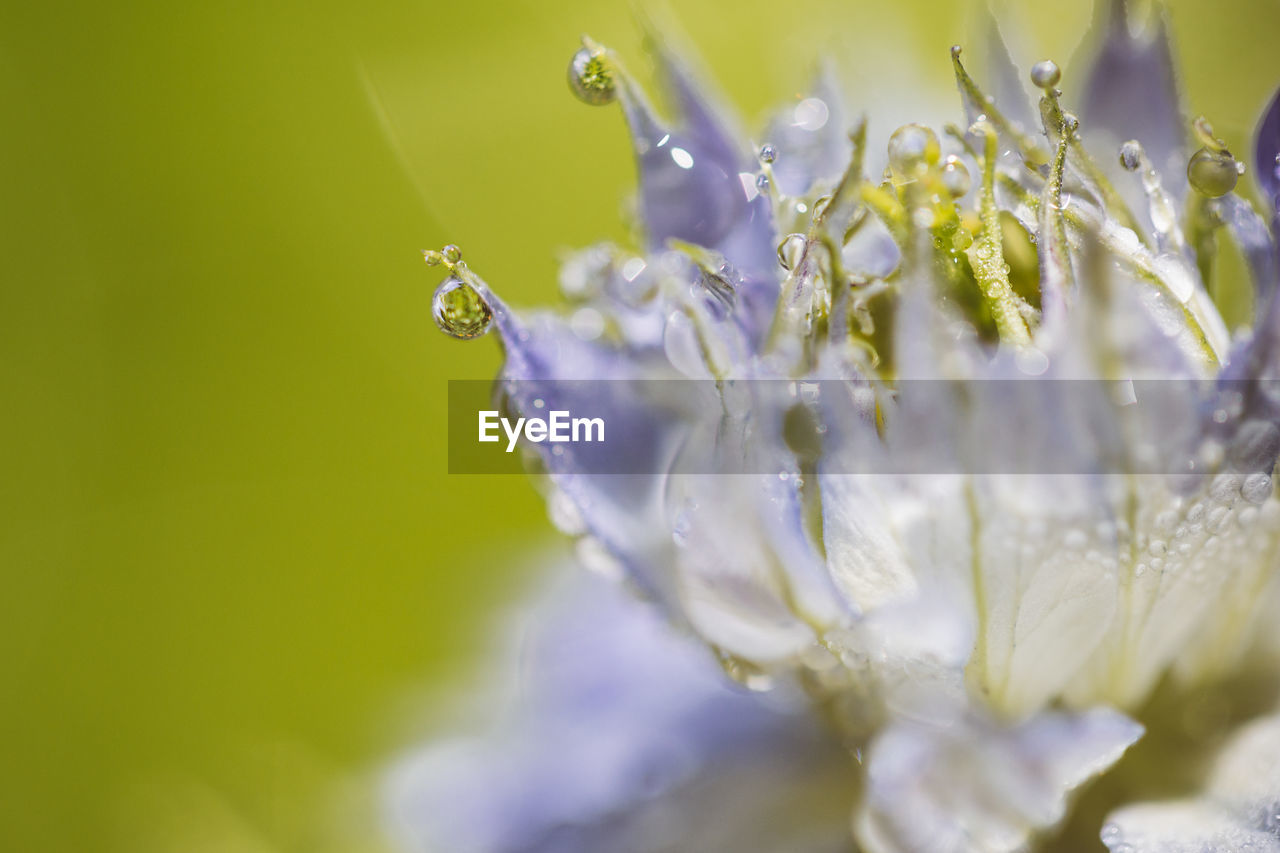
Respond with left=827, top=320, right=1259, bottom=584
left=385, top=566, right=857, bottom=853
left=614, top=67, right=779, bottom=335
left=467, top=278, right=685, bottom=604
left=1216, top=193, right=1278, bottom=306
left=763, top=63, right=851, bottom=196
left=1078, top=0, right=1187, bottom=220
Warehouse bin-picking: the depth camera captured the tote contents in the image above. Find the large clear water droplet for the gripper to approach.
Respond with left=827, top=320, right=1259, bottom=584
left=567, top=46, right=616, bottom=106
left=1030, top=59, right=1061, bottom=90
left=887, top=123, right=939, bottom=179
left=1187, top=146, right=1238, bottom=197
left=940, top=155, right=971, bottom=197
left=432, top=275, right=492, bottom=339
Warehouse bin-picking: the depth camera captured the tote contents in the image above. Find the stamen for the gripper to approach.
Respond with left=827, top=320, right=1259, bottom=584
left=967, top=121, right=1033, bottom=347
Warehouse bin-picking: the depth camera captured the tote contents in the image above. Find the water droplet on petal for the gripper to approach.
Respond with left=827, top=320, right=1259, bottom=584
left=759, top=143, right=777, bottom=164
left=432, top=275, right=492, bottom=339
left=940, top=155, right=971, bottom=197
left=548, top=490, right=587, bottom=535
left=423, top=249, right=444, bottom=266
left=887, top=123, right=939, bottom=178
left=441, top=244, right=463, bottom=264
left=1188, top=146, right=1239, bottom=197
left=567, top=46, right=616, bottom=105
left=1015, top=346, right=1049, bottom=375
left=1242, top=472, right=1273, bottom=504
left=793, top=98, right=829, bottom=131
left=777, top=233, right=806, bottom=271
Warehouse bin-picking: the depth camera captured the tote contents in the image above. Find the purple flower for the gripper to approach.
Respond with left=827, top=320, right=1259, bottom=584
left=408, top=3, right=1280, bottom=850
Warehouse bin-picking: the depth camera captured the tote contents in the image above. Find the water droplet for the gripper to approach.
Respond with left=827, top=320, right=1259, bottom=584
left=432, top=275, right=492, bottom=339
left=576, top=536, right=625, bottom=580
left=950, top=45, right=963, bottom=59
left=567, top=46, right=616, bottom=105
left=1060, top=111, right=1079, bottom=135
left=442, top=244, right=462, bottom=263
left=1188, top=146, right=1239, bottom=197
left=759, top=144, right=777, bottom=164
left=423, top=249, right=444, bottom=266
left=1208, top=506, right=1231, bottom=533
left=1229, top=420, right=1280, bottom=471
left=570, top=307, right=605, bottom=341
left=1030, top=60, right=1061, bottom=90
left=887, top=123, right=939, bottom=178
left=1015, top=346, right=1049, bottom=376
left=777, top=233, right=806, bottom=271
left=755, top=172, right=771, bottom=193
left=1064, top=528, right=1089, bottom=549
left=1242, top=472, right=1273, bottom=504
left=718, top=654, right=775, bottom=691
left=1119, top=140, right=1142, bottom=172
left=793, top=98, right=829, bottom=131
left=940, top=155, right=971, bottom=197
left=548, top=490, right=587, bottom=535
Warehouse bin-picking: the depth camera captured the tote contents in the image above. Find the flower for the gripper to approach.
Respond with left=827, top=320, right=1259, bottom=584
left=396, top=1, right=1280, bottom=850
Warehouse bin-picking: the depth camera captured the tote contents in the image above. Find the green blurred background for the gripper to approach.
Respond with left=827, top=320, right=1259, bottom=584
left=1, top=0, right=1276, bottom=850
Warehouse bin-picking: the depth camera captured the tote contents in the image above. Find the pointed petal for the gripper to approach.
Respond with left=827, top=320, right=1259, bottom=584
left=980, top=7, right=1037, bottom=133
left=764, top=63, right=851, bottom=196
left=616, top=82, right=779, bottom=331
left=1078, top=0, right=1187, bottom=219
left=1217, top=194, right=1279, bottom=307
left=1103, top=711, right=1280, bottom=852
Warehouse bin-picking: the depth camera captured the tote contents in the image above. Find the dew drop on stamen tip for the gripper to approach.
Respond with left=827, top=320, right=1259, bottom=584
left=887, top=123, right=939, bottom=178
left=1029, top=60, right=1060, bottom=90
left=432, top=275, right=493, bottom=340
left=568, top=45, right=617, bottom=106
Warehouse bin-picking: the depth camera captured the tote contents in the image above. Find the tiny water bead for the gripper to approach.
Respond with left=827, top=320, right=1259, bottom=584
left=1119, top=140, right=1142, bottom=172
left=887, top=123, right=940, bottom=178
left=759, top=144, right=777, bottom=164
left=1187, top=147, right=1239, bottom=197
left=940, top=155, right=971, bottom=197
left=777, top=233, right=806, bottom=271
left=423, top=249, right=445, bottom=267
left=442, top=244, right=463, bottom=264
left=1029, top=60, right=1061, bottom=90
left=567, top=45, right=616, bottom=106
left=432, top=275, right=492, bottom=339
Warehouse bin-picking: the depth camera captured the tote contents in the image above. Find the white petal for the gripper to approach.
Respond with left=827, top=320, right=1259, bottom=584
left=857, top=708, right=1142, bottom=853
